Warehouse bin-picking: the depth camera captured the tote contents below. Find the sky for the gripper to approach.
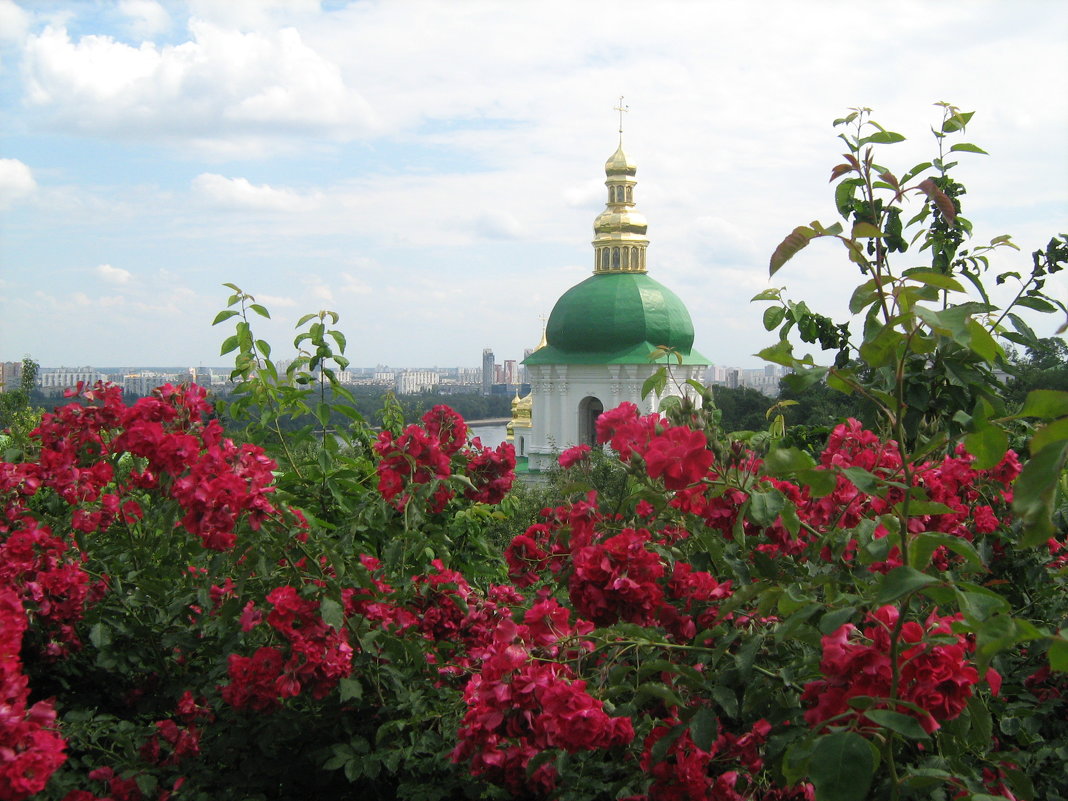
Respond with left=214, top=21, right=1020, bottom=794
left=1, top=0, right=1066, bottom=371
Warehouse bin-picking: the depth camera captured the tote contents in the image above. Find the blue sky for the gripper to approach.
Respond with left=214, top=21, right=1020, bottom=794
left=1, top=0, right=1066, bottom=370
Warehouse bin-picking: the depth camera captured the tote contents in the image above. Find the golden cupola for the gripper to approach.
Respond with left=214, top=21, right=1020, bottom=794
left=592, top=141, right=649, bottom=274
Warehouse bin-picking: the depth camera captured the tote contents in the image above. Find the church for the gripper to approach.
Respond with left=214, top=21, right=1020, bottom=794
left=512, top=131, right=709, bottom=473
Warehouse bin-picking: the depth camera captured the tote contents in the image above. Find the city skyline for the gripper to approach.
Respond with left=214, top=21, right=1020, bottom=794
left=2, top=1, right=1066, bottom=369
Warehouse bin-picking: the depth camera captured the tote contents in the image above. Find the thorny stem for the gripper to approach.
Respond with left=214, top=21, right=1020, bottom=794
left=884, top=595, right=911, bottom=801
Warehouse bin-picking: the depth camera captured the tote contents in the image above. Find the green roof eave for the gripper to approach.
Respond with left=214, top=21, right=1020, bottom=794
left=523, top=341, right=709, bottom=366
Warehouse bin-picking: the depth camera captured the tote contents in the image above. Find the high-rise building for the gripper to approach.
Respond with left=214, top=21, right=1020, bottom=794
left=0, top=361, right=23, bottom=393
left=481, top=348, right=494, bottom=395
left=503, top=359, right=518, bottom=387
left=37, top=367, right=108, bottom=396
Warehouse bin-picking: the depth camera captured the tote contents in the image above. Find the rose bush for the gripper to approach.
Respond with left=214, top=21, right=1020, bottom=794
left=0, top=106, right=1064, bottom=801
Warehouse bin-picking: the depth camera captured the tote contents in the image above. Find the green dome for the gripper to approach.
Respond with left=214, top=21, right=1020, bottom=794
left=525, top=273, right=708, bottom=365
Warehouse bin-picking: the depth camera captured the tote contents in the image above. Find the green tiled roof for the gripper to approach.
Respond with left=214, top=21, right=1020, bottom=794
left=525, top=273, right=708, bottom=366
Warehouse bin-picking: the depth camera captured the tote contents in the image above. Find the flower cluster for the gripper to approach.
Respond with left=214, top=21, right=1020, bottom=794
left=569, top=528, right=665, bottom=626
left=373, top=405, right=515, bottom=511
left=222, top=585, right=353, bottom=710
left=667, top=418, right=1022, bottom=567
left=634, top=718, right=804, bottom=801
left=451, top=613, right=632, bottom=796
left=802, top=605, right=990, bottom=733
left=0, top=589, right=66, bottom=800
left=506, top=494, right=735, bottom=643
left=594, top=402, right=712, bottom=490
left=7, top=382, right=279, bottom=552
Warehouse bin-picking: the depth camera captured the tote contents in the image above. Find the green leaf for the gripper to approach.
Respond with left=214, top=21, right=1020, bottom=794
left=641, top=368, right=668, bottom=400
left=808, top=731, right=875, bottom=801
left=756, top=340, right=796, bottom=367
left=848, top=280, right=881, bottom=315
left=764, top=447, right=816, bottom=476
left=904, top=270, right=965, bottom=293
left=942, top=110, right=974, bottom=133
left=711, top=684, right=739, bottom=719
left=295, top=313, right=317, bottom=328
left=1049, top=633, right=1068, bottom=672
left=1013, top=442, right=1068, bottom=546
left=949, top=142, right=988, bottom=154
left=842, top=466, right=882, bottom=495
left=1029, top=416, right=1068, bottom=458
left=648, top=722, right=686, bottom=765
left=909, top=532, right=984, bottom=572
left=689, top=707, right=718, bottom=751
left=900, top=768, right=955, bottom=791
left=966, top=318, right=1001, bottom=362
left=329, top=329, right=348, bottom=353
left=797, top=468, right=837, bottom=498
left=212, top=309, right=240, bottom=325
left=320, top=597, right=344, bottom=630
left=820, top=606, right=856, bottom=635
left=1014, top=295, right=1056, bottom=313
left=858, top=130, right=906, bottom=146
left=859, top=324, right=904, bottom=368
left=763, top=305, right=787, bottom=331
left=749, top=489, right=786, bottom=527
left=876, top=566, right=939, bottom=604
left=954, top=585, right=1011, bottom=622
left=751, top=288, right=782, bottom=302
left=635, top=683, right=686, bottom=709
left=966, top=694, right=993, bottom=747
left=864, top=708, right=930, bottom=740
left=249, top=303, right=271, bottom=319
left=780, top=366, right=828, bottom=393
left=835, top=179, right=862, bottom=216
left=851, top=222, right=883, bottom=238
left=338, top=677, right=363, bottom=702
left=1018, top=389, right=1068, bottom=420
left=770, top=225, right=817, bottom=276
left=89, top=622, right=111, bottom=649
left=220, top=334, right=240, bottom=355
left=963, top=424, right=1009, bottom=470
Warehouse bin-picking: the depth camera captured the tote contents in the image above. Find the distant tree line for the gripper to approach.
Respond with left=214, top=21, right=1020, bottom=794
left=211, top=384, right=514, bottom=432
left=709, top=336, right=1068, bottom=450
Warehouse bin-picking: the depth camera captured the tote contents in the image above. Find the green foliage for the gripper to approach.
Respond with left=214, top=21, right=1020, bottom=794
left=0, top=357, right=41, bottom=459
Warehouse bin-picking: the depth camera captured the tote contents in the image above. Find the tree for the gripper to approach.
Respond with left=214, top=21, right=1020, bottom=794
left=0, top=357, right=40, bottom=457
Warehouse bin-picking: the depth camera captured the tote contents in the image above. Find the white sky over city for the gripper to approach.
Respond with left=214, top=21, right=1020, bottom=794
left=1, top=0, right=1066, bottom=370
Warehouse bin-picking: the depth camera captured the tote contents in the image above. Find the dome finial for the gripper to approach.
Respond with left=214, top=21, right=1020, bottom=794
left=614, top=95, right=628, bottom=146
left=594, top=101, right=647, bottom=275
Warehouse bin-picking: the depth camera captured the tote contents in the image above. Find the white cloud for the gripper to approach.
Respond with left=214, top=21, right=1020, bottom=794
left=256, top=293, right=297, bottom=308
left=0, top=0, right=29, bottom=44
left=339, top=273, right=372, bottom=296
left=473, top=210, right=523, bottom=240
left=0, top=158, right=36, bottom=208
left=96, top=264, right=132, bottom=284
left=22, top=20, right=378, bottom=151
left=118, top=0, right=170, bottom=39
left=192, top=173, right=320, bottom=212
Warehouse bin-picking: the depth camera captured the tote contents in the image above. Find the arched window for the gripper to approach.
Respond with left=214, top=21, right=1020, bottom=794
left=601, top=249, right=609, bottom=270
left=625, top=186, right=633, bottom=203
left=578, top=396, right=604, bottom=446
left=612, top=247, right=620, bottom=269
